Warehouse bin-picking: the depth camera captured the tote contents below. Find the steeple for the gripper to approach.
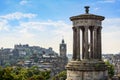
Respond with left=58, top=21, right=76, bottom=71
left=60, top=39, right=67, bottom=57
left=59, top=39, right=68, bottom=71
left=62, top=39, right=64, bottom=44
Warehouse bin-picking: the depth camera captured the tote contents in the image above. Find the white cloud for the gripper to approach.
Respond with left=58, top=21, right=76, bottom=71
left=20, top=0, right=28, bottom=5
left=0, top=19, right=9, bottom=31
left=0, top=12, right=36, bottom=20
left=104, top=0, right=115, bottom=2
left=102, top=18, right=120, bottom=53
left=19, top=28, right=35, bottom=38
left=19, top=20, right=71, bottom=33
left=98, top=0, right=116, bottom=3
left=94, top=7, right=100, bottom=11
left=0, top=11, right=119, bottom=54
left=0, top=16, right=72, bottom=53
left=19, top=21, right=50, bottom=32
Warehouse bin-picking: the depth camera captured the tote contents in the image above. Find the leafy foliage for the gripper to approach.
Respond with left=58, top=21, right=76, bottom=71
left=52, top=71, right=66, bottom=80
left=105, top=61, right=115, bottom=78
left=27, top=75, right=45, bottom=80
left=0, top=66, right=51, bottom=80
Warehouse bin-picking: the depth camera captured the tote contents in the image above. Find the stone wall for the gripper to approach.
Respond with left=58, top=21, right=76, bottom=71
left=66, top=70, right=108, bottom=80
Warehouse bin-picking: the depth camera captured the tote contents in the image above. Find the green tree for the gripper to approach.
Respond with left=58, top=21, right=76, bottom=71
left=27, top=75, right=45, bottom=80
left=40, top=70, right=51, bottom=80
left=0, top=66, right=51, bottom=80
left=26, top=66, right=40, bottom=77
left=1, top=67, right=14, bottom=80
left=52, top=71, right=67, bottom=80
left=105, top=61, right=114, bottom=78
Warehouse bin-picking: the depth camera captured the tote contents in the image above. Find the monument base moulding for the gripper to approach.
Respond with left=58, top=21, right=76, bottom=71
left=66, top=60, right=108, bottom=80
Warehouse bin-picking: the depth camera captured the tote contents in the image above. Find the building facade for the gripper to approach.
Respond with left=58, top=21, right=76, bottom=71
left=60, top=39, right=67, bottom=58
left=59, top=39, right=68, bottom=71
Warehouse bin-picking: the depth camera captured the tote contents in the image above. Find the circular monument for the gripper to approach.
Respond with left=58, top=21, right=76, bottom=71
left=66, top=6, right=108, bottom=80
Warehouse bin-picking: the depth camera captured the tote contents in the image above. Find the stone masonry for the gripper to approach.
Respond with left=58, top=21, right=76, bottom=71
left=66, top=6, right=108, bottom=80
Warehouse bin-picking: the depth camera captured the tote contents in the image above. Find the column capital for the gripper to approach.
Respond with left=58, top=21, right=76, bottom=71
left=89, top=26, right=94, bottom=30
left=84, top=26, right=89, bottom=30
left=78, top=26, right=82, bottom=29
left=72, top=27, right=77, bottom=31
left=98, top=26, right=102, bottom=30
left=72, top=26, right=75, bottom=29
left=93, top=26, right=98, bottom=30
left=76, top=26, right=81, bottom=30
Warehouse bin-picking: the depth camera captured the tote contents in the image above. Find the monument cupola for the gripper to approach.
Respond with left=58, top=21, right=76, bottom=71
left=66, top=6, right=108, bottom=80
left=70, top=6, right=105, bottom=61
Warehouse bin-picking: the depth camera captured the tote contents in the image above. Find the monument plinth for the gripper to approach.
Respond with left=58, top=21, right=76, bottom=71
left=66, top=6, right=108, bottom=80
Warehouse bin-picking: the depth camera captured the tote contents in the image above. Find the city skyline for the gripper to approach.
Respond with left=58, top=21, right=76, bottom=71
left=0, top=0, right=120, bottom=54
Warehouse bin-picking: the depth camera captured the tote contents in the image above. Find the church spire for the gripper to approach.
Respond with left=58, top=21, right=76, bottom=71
left=62, top=39, right=64, bottom=44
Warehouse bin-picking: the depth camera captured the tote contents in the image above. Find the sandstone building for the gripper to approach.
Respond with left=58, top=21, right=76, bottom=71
left=66, top=6, right=108, bottom=80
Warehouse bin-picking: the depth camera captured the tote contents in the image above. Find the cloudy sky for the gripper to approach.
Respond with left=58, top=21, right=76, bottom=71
left=0, top=0, right=120, bottom=54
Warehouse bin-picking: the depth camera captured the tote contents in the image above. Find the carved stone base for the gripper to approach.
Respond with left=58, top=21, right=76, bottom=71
left=66, top=60, right=108, bottom=80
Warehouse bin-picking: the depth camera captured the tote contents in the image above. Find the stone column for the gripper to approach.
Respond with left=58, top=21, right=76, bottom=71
left=72, top=27, right=77, bottom=60
left=82, top=28, right=85, bottom=59
left=76, top=27, right=80, bottom=60
left=90, top=27, right=93, bottom=59
left=93, top=27, right=98, bottom=59
left=97, top=27, right=102, bottom=60
left=84, top=26, right=89, bottom=59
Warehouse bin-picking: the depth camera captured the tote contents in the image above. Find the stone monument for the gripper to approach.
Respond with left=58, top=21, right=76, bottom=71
left=66, top=6, right=108, bottom=80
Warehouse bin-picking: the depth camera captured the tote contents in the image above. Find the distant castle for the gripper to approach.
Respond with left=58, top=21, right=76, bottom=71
left=0, top=39, right=68, bottom=76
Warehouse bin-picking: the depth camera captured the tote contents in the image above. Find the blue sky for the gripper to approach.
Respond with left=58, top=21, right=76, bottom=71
left=0, top=0, right=120, bottom=54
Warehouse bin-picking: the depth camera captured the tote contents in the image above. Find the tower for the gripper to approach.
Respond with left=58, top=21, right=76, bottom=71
left=66, top=6, right=108, bottom=80
left=60, top=39, right=67, bottom=58
left=59, top=39, right=68, bottom=71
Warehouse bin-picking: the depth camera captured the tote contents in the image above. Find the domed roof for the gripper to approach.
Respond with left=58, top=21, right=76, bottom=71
left=70, top=6, right=105, bottom=21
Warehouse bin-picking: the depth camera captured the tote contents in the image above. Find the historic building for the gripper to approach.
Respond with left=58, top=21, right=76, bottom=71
left=66, top=6, right=108, bottom=80
left=0, top=42, right=68, bottom=76
left=59, top=39, right=68, bottom=71
left=60, top=39, right=67, bottom=58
